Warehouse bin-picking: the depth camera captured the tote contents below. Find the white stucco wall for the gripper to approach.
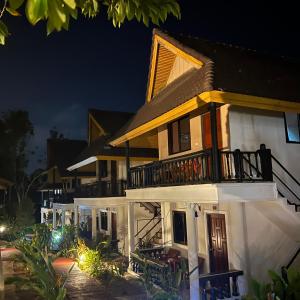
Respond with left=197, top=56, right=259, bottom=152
left=228, top=107, right=300, bottom=202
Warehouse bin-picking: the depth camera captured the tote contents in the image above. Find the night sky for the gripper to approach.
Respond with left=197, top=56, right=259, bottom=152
left=0, top=0, right=299, bottom=172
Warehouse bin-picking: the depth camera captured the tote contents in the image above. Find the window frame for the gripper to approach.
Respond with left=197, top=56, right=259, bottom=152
left=172, top=211, right=187, bottom=245
left=168, top=115, right=191, bottom=155
left=284, top=113, right=300, bottom=144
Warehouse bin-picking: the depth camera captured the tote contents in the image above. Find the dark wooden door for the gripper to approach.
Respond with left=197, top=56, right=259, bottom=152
left=207, top=213, right=229, bottom=273
left=202, top=109, right=222, bottom=150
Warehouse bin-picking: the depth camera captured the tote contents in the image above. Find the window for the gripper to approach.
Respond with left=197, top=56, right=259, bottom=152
left=284, top=113, right=300, bottom=143
left=173, top=211, right=187, bottom=245
left=100, top=211, right=108, bottom=231
left=168, top=116, right=191, bottom=154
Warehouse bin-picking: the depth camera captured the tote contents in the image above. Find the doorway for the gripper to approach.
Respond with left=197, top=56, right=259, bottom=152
left=207, top=213, right=229, bottom=272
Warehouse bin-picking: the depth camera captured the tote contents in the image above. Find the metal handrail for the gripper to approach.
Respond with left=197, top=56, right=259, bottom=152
left=135, top=217, right=162, bottom=238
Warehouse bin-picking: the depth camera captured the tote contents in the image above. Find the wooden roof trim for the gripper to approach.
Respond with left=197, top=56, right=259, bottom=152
left=110, top=91, right=300, bottom=146
left=88, top=113, right=106, bottom=144
left=146, top=33, right=204, bottom=103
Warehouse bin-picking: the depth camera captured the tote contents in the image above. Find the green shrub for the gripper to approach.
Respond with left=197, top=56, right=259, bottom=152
left=246, top=268, right=300, bottom=300
left=6, top=240, right=73, bottom=300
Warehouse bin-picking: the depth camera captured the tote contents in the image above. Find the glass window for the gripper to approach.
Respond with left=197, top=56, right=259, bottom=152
left=173, top=211, right=187, bottom=245
left=284, top=113, right=300, bottom=143
left=168, top=116, right=191, bottom=154
left=100, top=211, right=108, bottom=231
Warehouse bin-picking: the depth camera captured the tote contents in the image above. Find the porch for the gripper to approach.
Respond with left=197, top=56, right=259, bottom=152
left=73, top=197, right=128, bottom=252
left=126, top=200, right=246, bottom=300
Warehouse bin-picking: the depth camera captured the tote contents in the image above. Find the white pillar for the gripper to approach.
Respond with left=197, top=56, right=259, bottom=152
left=160, top=202, right=166, bottom=245
left=186, top=203, right=200, bottom=300
left=74, top=205, right=78, bottom=226
left=127, top=202, right=135, bottom=264
left=61, top=210, right=66, bottom=226
left=92, top=208, right=97, bottom=240
left=41, top=209, right=44, bottom=224
left=53, top=208, right=57, bottom=229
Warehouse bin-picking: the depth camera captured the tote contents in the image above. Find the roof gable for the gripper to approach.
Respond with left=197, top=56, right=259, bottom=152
left=146, top=30, right=204, bottom=102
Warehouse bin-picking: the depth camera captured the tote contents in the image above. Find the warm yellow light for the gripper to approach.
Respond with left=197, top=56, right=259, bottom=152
left=79, top=254, right=86, bottom=262
left=0, top=225, right=6, bottom=233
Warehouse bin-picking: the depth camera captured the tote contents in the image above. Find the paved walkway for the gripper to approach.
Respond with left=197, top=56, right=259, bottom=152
left=54, top=258, right=147, bottom=300
left=1, top=249, right=147, bottom=300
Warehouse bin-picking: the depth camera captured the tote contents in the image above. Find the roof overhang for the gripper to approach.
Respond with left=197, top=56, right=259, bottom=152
left=110, top=90, right=300, bottom=147
left=67, top=154, right=158, bottom=171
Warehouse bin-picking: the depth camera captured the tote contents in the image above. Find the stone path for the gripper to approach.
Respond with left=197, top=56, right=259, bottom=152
left=53, top=258, right=147, bottom=300
left=0, top=249, right=147, bottom=300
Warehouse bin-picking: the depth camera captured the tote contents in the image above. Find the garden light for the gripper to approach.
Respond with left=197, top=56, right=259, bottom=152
left=79, top=254, right=86, bottom=263
left=0, top=225, right=6, bottom=233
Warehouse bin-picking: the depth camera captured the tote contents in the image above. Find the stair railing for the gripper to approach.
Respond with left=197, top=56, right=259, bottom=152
left=270, top=154, right=300, bottom=210
left=135, top=217, right=162, bottom=248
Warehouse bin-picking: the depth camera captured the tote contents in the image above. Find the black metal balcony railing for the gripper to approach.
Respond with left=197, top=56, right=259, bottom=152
left=129, top=145, right=273, bottom=189
left=42, top=193, right=74, bottom=208
left=74, top=180, right=127, bottom=198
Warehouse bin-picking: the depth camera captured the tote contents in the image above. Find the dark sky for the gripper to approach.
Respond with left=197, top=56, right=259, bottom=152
left=0, top=0, right=299, bottom=172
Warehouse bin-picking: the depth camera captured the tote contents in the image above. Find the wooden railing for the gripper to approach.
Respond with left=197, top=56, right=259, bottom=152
left=199, top=270, right=243, bottom=299
left=129, top=145, right=273, bottom=189
left=75, top=180, right=127, bottom=198
left=130, top=251, right=178, bottom=290
left=130, top=150, right=212, bottom=188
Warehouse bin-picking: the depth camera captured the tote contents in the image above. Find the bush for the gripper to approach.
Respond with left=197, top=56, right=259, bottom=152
left=246, top=268, right=300, bottom=300
left=76, top=239, right=123, bottom=280
left=6, top=239, right=74, bottom=300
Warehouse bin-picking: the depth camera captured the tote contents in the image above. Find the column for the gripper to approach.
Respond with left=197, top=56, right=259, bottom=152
left=96, top=160, right=101, bottom=181
left=160, top=202, right=166, bottom=245
left=92, top=208, right=97, bottom=240
left=125, top=141, right=131, bottom=188
left=127, top=202, right=135, bottom=265
left=53, top=208, right=57, bottom=229
left=74, top=205, right=78, bottom=225
left=209, top=102, right=221, bottom=182
left=61, top=210, right=66, bottom=226
left=186, top=203, right=200, bottom=300
left=41, top=209, right=44, bottom=223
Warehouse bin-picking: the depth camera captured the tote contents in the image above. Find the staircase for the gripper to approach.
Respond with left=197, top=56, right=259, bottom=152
left=139, top=202, right=161, bottom=216
left=135, top=202, right=162, bottom=248
left=271, top=154, right=300, bottom=212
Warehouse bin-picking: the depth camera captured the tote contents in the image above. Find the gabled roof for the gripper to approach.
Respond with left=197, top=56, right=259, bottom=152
left=47, top=139, right=87, bottom=176
left=88, top=109, right=134, bottom=136
left=110, top=29, right=300, bottom=146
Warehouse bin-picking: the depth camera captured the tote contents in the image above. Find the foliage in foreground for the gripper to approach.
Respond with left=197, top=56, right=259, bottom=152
left=245, top=268, right=300, bottom=300
left=76, top=238, right=124, bottom=285
left=0, top=0, right=181, bottom=45
left=6, top=240, right=74, bottom=300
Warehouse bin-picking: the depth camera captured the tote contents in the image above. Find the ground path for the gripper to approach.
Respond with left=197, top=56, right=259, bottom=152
left=0, top=247, right=147, bottom=300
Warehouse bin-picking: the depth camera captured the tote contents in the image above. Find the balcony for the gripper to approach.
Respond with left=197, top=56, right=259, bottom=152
left=74, top=180, right=127, bottom=198
left=42, top=193, right=74, bottom=208
left=130, top=248, right=244, bottom=297
left=129, top=145, right=273, bottom=189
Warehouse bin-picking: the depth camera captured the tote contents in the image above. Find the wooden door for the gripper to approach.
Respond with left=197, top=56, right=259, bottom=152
left=202, top=109, right=222, bottom=150
left=207, top=214, right=229, bottom=273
